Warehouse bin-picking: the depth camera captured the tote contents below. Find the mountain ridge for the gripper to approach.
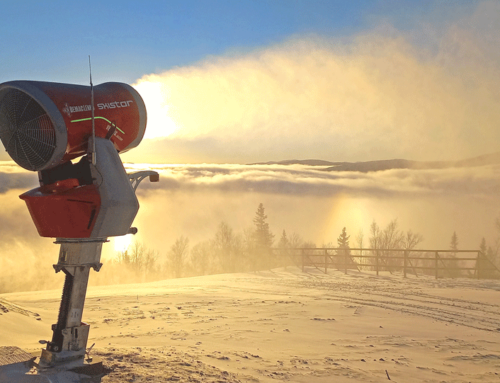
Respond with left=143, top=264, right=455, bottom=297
left=250, top=151, right=500, bottom=172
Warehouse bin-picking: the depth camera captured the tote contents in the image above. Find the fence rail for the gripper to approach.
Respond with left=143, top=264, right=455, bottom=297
left=271, top=248, right=500, bottom=279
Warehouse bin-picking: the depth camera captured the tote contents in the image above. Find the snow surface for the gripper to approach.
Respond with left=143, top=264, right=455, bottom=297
left=1, top=267, right=500, bottom=382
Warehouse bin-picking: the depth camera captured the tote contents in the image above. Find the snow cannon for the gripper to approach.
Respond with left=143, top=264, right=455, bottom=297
left=0, top=80, right=146, bottom=171
left=0, top=79, right=158, bottom=369
left=0, top=80, right=156, bottom=239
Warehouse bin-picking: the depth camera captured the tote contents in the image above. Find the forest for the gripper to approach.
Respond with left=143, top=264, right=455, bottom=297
left=105, top=203, right=500, bottom=284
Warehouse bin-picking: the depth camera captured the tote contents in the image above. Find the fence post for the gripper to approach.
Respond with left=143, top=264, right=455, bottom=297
left=376, top=251, right=379, bottom=276
left=476, top=251, right=480, bottom=279
left=301, top=249, right=305, bottom=273
left=404, top=250, right=407, bottom=278
left=324, top=249, right=328, bottom=274
left=435, top=252, right=439, bottom=279
left=360, top=247, right=363, bottom=271
left=344, top=250, right=347, bottom=274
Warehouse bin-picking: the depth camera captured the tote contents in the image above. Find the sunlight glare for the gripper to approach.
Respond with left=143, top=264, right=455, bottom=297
left=321, top=195, right=372, bottom=245
left=133, top=80, right=180, bottom=139
left=113, top=234, right=132, bottom=253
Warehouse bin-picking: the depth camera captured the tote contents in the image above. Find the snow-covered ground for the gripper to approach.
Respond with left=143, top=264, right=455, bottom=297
left=1, top=267, right=500, bottom=382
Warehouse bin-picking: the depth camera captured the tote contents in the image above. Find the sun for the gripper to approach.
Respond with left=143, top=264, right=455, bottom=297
left=113, top=234, right=133, bottom=253
left=133, top=79, right=180, bottom=139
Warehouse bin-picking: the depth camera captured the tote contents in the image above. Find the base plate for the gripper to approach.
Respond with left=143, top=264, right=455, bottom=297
left=0, top=347, right=106, bottom=383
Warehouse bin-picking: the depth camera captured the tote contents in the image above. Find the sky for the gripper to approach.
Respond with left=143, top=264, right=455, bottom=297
left=1, top=1, right=500, bottom=291
left=1, top=0, right=498, bottom=164
left=1, top=1, right=467, bottom=84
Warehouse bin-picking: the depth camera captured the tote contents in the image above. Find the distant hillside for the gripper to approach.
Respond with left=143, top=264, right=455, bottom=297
left=324, top=159, right=452, bottom=172
left=453, top=151, right=500, bottom=168
left=252, top=151, right=500, bottom=172
left=250, top=159, right=344, bottom=166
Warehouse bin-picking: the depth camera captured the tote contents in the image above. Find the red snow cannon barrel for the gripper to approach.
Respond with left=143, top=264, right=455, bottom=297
left=0, top=80, right=146, bottom=171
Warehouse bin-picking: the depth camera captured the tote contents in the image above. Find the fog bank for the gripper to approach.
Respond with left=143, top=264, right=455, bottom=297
left=1, top=162, right=498, bottom=293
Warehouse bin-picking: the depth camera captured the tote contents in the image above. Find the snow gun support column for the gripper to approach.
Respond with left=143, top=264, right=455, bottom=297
left=29, top=138, right=159, bottom=367
left=41, top=240, right=104, bottom=365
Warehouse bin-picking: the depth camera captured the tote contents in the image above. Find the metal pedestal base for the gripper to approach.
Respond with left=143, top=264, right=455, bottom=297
left=0, top=346, right=106, bottom=382
left=42, top=239, right=104, bottom=367
left=40, top=323, right=89, bottom=366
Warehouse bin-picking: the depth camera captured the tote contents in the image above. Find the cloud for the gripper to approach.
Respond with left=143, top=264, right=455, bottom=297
left=123, top=163, right=500, bottom=253
left=3, top=160, right=500, bottom=200
left=126, top=163, right=500, bottom=199
left=126, top=1, right=500, bottom=164
left=0, top=164, right=38, bottom=193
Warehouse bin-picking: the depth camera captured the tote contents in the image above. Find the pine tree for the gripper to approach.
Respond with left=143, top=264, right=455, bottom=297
left=450, top=232, right=458, bottom=257
left=278, top=230, right=289, bottom=249
left=449, top=231, right=459, bottom=277
left=487, top=246, right=497, bottom=266
left=480, top=238, right=487, bottom=256
left=336, top=227, right=351, bottom=259
left=252, top=203, right=274, bottom=249
left=493, top=216, right=500, bottom=265
left=250, top=203, right=275, bottom=270
left=276, top=230, right=290, bottom=267
left=337, top=227, right=350, bottom=249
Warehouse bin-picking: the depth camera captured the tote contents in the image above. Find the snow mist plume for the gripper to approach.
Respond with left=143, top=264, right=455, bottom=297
left=129, top=1, right=500, bottom=164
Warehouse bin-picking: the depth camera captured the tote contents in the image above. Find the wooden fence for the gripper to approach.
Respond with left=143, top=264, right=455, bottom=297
left=271, top=248, right=500, bottom=279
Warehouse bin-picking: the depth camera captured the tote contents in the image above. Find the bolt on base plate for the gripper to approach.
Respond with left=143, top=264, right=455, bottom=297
left=0, top=346, right=106, bottom=382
